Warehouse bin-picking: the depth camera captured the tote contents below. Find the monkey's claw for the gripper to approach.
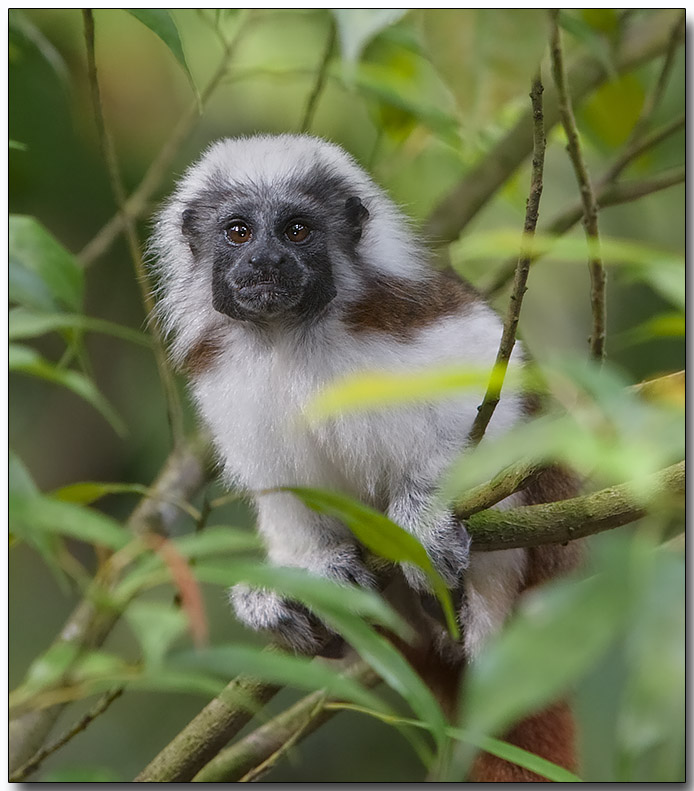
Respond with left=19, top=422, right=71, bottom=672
left=230, top=584, right=340, bottom=656
left=402, top=518, right=471, bottom=591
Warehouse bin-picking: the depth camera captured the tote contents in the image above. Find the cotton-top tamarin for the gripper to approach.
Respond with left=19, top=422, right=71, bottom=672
left=151, top=134, right=579, bottom=781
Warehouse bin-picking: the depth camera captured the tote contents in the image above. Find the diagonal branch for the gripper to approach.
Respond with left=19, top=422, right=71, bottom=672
left=424, top=9, right=684, bottom=246
left=549, top=9, right=606, bottom=363
left=468, top=76, right=546, bottom=446
left=465, top=460, right=684, bottom=551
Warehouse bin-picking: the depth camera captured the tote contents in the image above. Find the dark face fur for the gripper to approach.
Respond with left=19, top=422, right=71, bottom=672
left=181, top=168, right=369, bottom=325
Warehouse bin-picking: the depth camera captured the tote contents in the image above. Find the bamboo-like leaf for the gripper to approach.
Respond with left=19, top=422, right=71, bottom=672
left=126, top=10, right=198, bottom=103
left=332, top=9, right=407, bottom=78
left=9, top=491, right=130, bottom=550
left=9, top=344, right=126, bottom=436
left=286, top=487, right=459, bottom=639
left=125, top=602, right=189, bottom=669
left=9, top=214, right=84, bottom=311
left=9, top=307, right=150, bottom=346
left=171, top=644, right=388, bottom=713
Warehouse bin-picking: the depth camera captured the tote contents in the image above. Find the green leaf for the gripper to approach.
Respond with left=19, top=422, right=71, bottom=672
left=558, top=10, right=616, bottom=78
left=125, top=602, right=188, bottom=669
left=307, top=364, right=522, bottom=420
left=9, top=215, right=84, bottom=311
left=285, top=487, right=458, bottom=639
left=315, top=608, right=449, bottom=750
left=22, top=642, right=80, bottom=692
left=462, top=567, right=631, bottom=741
left=171, top=644, right=388, bottom=713
left=125, top=10, right=198, bottom=101
left=9, top=344, right=126, bottom=436
left=9, top=139, right=27, bottom=151
left=51, top=481, right=151, bottom=506
left=185, top=561, right=410, bottom=641
left=8, top=307, right=151, bottom=346
left=332, top=9, right=407, bottom=77
left=582, top=73, right=646, bottom=147
left=9, top=449, right=38, bottom=497
left=9, top=492, right=131, bottom=550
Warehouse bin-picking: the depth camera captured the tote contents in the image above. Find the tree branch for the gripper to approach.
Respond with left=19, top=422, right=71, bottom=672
left=193, top=660, right=379, bottom=782
left=299, top=19, right=336, bottom=133
left=78, top=11, right=254, bottom=268
left=9, top=687, right=124, bottom=782
left=424, top=9, right=684, bottom=246
left=8, top=434, right=212, bottom=774
left=468, top=76, right=545, bottom=446
left=549, top=9, right=606, bottom=363
left=465, top=460, right=684, bottom=551
left=82, top=9, right=185, bottom=444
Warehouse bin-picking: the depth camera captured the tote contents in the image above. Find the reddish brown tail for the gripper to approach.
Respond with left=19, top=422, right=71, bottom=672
left=470, top=701, right=576, bottom=782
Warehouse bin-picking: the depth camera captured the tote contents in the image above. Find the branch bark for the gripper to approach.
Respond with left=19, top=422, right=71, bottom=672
left=465, top=460, right=684, bottom=551
left=424, top=9, right=684, bottom=245
left=192, top=660, right=379, bottom=782
left=8, top=435, right=212, bottom=774
left=468, top=76, right=545, bottom=446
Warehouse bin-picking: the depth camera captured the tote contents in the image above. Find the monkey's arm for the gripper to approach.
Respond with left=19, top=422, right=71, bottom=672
left=231, top=493, right=375, bottom=654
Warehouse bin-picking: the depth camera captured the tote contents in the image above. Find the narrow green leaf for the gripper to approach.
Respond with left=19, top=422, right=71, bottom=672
left=171, top=644, right=388, bottom=713
left=8, top=307, right=150, bottom=346
left=316, top=608, right=449, bottom=750
left=9, top=492, right=130, bottom=550
left=9, top=344, right=126, bottom=436
left=187, top=561, right=410, bottom=640
left=308, top=364, right=522, bottom=420
left=285, top=487, right=458, bottom=638
left=9, top=215, right=84, bottom=311
left=126, top=10, right=198, bottom=102
left=9, top=139, right=27, bottom=151
left=51, top=481, right=151, bottom=506
left=125, top=602, right=188, bottom=669
left=9, top=449, right=38, bottom=497
left=332, top=9, right=407, bottom=77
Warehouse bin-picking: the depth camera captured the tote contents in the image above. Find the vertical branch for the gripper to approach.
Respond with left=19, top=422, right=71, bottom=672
left=468, top=76, right=546, bottom=447
left=300, top=20, right=336, bottom=133
left=82, top=9, right=185, bottom=444
left=549, top=10, right=606, bottom=363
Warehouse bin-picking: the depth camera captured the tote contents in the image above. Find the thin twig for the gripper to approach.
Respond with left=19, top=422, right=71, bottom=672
left=299, top=20, right=336, bottom=134
left=468, top=76, right=546, bottom=447
left=8, top=434, right=212, bottom=773
left=82, top=9, right=185, bottom=445
left=549, top=10, right=607, bottom=363
left=483, top=162, right=684, bottom=299
left=424, top=9, right=684, bottom=246
left=78, top=11, right=254, bottom=268
left=9, top=687, right=124, bottom=782
left=620, top=11, right=685, bottom=155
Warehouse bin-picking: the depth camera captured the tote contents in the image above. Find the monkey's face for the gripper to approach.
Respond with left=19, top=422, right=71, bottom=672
left=210, top=205, right=336, bottom=322
left=179, top=177, right=369, bottom=325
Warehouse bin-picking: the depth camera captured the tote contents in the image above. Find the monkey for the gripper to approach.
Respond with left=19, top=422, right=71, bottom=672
left=150, top=134, right=580, bottom=780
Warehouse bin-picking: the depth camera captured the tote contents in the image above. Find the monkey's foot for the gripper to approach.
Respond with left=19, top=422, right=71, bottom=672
left=401, top=518, right=471, bottom=592
left=230, top=584, right=345, bottom=656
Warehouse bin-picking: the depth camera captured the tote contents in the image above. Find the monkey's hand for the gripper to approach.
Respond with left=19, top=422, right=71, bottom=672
left=400, top=515, right=471, bottom=593
left=230, top=544, right=375, bottom=656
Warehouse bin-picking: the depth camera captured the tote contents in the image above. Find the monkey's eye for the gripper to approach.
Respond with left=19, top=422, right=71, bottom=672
left=285, top=222, right=311, bottom=244
left=224, top=222, right=252, bottom=245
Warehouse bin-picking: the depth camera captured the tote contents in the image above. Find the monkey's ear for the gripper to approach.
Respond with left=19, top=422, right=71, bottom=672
left=181, top=208, right=202, bottom=256
left=345, top=196, right=369, bottom=242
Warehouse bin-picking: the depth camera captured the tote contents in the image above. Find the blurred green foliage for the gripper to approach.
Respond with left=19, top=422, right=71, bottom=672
left=9, top=8, right=683, bottom=782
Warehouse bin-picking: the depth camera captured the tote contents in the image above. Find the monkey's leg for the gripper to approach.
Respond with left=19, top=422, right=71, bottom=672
left=470, top=701, right=577, bottom=782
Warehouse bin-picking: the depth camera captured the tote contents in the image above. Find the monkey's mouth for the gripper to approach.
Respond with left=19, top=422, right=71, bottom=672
left=232, top=278, right=302, bottom=314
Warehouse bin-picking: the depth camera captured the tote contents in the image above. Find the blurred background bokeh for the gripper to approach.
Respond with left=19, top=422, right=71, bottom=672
left=9, top=9, right=684, bottom=781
